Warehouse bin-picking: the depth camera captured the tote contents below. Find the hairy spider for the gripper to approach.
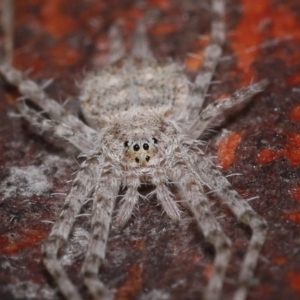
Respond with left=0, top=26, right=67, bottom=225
left=0, top=0, right=268, bottom=299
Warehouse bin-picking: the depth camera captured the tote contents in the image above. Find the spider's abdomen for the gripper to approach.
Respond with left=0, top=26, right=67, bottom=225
left=80, top=57, right=189, bottom=128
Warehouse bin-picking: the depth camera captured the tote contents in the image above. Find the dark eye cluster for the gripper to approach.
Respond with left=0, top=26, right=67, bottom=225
left=124, top=138, right=158, bottom=149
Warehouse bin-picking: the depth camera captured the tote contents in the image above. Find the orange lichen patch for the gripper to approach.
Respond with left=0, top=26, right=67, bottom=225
left=282, top=132, right=300, bottom=167
left=49, top=43, right=81, bottom=66
left=288, top=271, right=300, bottom=296
left=290, top=187, right=300, bottom=202
left=290, top=105, right=300, bottom=121
left=149, top=0, right=171, bottom=9
left=288, top=73, right=300, bottom=85
left=256, top=133, right=300, bottom=167
left=191, top=253, right=202, bottom=264
left=40, top=0, right=77, bottom=38
left=273, top=38, right=300, bottom=67
left=230, top=0, right=300, bottom=85
left=112, top=6, right=143, bottom=25
left=272, top=255, right=288, bottom=265
left=217, top=132, right=243, bottom=169
left=185, top=34, right=210, bottom=72
left=256, top=148, right=280, bottom=165
left=0, top=228, right=48, bottom=255
left=185, top=52, right=204, bottom=72
left=151, top=22, right=178, bottom=36
left=283, top=211, right=300, bottom=223
left=13, top=55, right=46, bottom=75
left=229, top=0, right=269, bottom=84
left=269, top=5, right=300, bottom=42
left=131, top=238, right=145, bottom=250
left=115, top=262, right=143, bottom=300
left=203, top=264, right=213, bottom=279
left=274, top=10, right=300, bottom=85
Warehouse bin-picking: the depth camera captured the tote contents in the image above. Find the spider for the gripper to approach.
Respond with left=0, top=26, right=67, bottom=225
left=0, top=0, right=268, bottom=299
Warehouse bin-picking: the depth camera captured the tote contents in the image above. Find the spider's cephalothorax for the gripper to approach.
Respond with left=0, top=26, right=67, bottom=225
left=0, top=0, right=268, bottom=300
left=99, top=110, right=180, bottom=169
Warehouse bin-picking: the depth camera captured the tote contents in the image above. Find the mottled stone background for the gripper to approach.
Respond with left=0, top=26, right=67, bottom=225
left=0, top=0, right=300, bottom=299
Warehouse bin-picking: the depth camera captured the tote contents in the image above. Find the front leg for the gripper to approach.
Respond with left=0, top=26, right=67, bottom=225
left=82, top=168, right=120, bottom=300
left=42, top=156, right=102, bottom=300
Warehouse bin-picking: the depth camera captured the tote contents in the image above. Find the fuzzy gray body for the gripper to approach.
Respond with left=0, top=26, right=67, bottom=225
left=80, top=58, right=188, bottom=128
left=81, top=58, right=189, bottom=173
left=0, top=0, right=268, bottom=300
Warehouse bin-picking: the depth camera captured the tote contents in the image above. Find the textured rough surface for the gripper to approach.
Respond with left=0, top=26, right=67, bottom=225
left=80, top=58, right=188, bottom=128
left=0, top=0, right=300, bottom=300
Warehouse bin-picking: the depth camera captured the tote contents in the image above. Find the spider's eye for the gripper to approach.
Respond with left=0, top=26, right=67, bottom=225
left=135, top=158, right=140, bottom=163
left=152, top=138, right=157, bottom=144
left=124, top=141, right=129, bottom=147
left=145, top=156, right=150, bottom=162
left=133, top=144, right=140, bottom=151
left=143, top=143, right=149, bottom=150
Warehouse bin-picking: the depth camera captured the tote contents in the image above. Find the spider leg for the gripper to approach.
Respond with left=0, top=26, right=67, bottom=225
left=0, top=0, right=95, bottom=148
left=152, top=170, right=181, bottom=220
left=199, top=158, right=267, bottom=300
left=17, top=101, right=96, bottom=152
left=82, top=168, right=120, bottom=300
left=131, top=19, right=153, bottom=60
left=115, top=175, right=141, bottom=227
left=185, top=185, right=231, bottom=300
left=42, top=156, right=102, bottom=300
left=179, top=0, right=225, bottom=122
left=170, top=155, right=231, bottom=300
left=108, top=25, right=125, bottom=63
left=189, top=79, right=269, bottom=138
left=0, top=63, right=96, bottom=142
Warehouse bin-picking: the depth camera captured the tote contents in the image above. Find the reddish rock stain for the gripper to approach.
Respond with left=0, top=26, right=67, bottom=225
left=149, top=0, right=171, bottom=9
left=185, top=53, right=204, bottom=72
left=288, top=271, right=300, bottom=296
left=290, top=187, right=300, bottom=202
left=291, top=105, right=300, bottom=122
left=112, top=6, right=143, bottom=27
left=115, top=262, right=143, bottom=300
left=185, top=35, right=209, bottom=72
left=130, top=238, right=145, bottom=250
left=203, top=264, right=213, bottom=279
left=229, top=0, right=268, bottom=85
left=217, top=132, right=242, bottom=169
left=0, top=228, right=48, bottom=255
left=256, top=133, right=300, bottom=167
left=272, top=255, right=288, bottom=265
left=40, top=0, right=77, bottom=38
left=151, top=22, right=178, bottom=36
left=288, top=73, right=300, bottom=85
left=257, top=148, right=280, bottom=165
left=230, top=0, right=300, bottom=85
left=282, top=132, right=300, bottom=167
left=268, top=4, right=300, bottom=42
left=283, top=212, right=300, bottom=223
left=49, top=43, right=81, bottom=66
